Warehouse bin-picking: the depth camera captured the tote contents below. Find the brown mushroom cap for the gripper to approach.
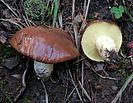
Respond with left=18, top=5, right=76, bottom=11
left=9, top=26, right=80, bottom=63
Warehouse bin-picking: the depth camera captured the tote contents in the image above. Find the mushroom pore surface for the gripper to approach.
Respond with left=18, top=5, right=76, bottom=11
left=81, top=20, right=122, bottom=62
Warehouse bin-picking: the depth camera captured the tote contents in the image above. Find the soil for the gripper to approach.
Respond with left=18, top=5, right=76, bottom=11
left=0, top=0, right=133, bottom=103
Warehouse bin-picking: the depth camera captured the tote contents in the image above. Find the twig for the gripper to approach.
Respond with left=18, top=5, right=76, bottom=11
left=78, top=80, right=91, bottom=102
left=83, top=0, right=87, bottom=16
left=64, top=71, right=69, bottom=102
left=13, top=68, right=28, bottom=102
left=0, top=0, right=18, bottom=17
left=58, top=13, right=63, bottom=28
left=72, top=0, right=79, bottom=49
left=13, top=59, right=30, bottom=102
left=22, top=16, right=31, bottom=26
left=0, top=88, right=13, bottom=103
left=81, top=61, right=84, bottom=96
left=68, top=70, right=83, bottom=102
left=72, top=0, right=75, bottom=20
left=0, top=18, right=23, bottom=28
left=1, top=0, right=33, bottom=27
left=102, top=63, right=110, bottom=77
left=41, top=80, right=49, bottom=103
left=51, top=96, right=57, bottom=103
left=84, top=0, right=91, bottom=20
left=65, top=87, right=76, bottom=102
left=111, top=72, right=133, bottom=103
left=73, top=24, right=79, bottom=49
left=79, top=0, right=91, bottom=32
left=71, top=56, right=87, bottom=66
left=65, top=25, right=75, bottom=40
left=85, top=62, right=117, bottom=80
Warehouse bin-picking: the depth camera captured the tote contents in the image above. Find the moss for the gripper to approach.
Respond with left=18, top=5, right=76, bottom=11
left=24, top=0, right=52, bottom=24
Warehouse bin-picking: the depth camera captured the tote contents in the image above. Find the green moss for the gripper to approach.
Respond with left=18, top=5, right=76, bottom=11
left=24, top=0, right=52, bottom=24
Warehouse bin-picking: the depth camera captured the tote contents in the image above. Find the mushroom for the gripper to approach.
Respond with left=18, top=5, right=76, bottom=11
left=81, top=20, right=122, bottom=62
left=9, top=26, right=80, bottom=78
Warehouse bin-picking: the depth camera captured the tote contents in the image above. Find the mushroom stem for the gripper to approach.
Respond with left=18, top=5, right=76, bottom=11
left=96, top=35, right=117, bottom=61
left=34, top=61, right=53, bottom=79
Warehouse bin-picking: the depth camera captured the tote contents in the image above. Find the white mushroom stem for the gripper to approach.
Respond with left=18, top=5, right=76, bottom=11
left=96, top=35, right=117, bottom=61
left=34, top=61, right=53, bottom=79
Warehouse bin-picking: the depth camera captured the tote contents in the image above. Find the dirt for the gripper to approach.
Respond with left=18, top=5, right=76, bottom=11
left=0, top=0, right=133, bottom=103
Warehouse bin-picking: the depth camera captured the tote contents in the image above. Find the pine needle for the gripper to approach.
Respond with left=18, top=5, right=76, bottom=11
left=111, top=72, right=133, bottom=103
left=41, top=80, right=49, bottom=103
left=0, top=0, right=18, bottom=17
left=0, top=88, right=13, bottom=103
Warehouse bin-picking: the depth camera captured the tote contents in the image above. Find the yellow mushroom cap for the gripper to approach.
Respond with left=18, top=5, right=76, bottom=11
left=81, top=20, right=122, bottom=62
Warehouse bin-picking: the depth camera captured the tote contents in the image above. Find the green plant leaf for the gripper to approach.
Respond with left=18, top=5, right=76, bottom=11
left=119, top=5, right=124, bottom=13
left=52, top=0, right=58, bottom=27
left=115, top=12, right=123, bottom=19
left=110, top=7, right=119, bottom=13
left=110, top=5, right=125, bottom=19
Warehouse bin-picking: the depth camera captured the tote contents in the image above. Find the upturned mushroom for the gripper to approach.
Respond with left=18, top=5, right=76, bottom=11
left=9, top=26, right=80, bottom=78
left=81, top=20, right=122, bottom=62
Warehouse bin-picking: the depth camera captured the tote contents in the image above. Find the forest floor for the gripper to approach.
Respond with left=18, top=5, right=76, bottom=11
left=0, top=0, right=133, bottom=103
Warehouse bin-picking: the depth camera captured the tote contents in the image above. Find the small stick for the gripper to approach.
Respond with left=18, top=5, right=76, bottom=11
left=85, top=62, right=117, bottom=80
left=72, top=0, right=79, bottom=49
left=68, top=70, right=83, bottom=102
left=22, top=16, right=31, bottom=26
left=13, top=59, right=30, bottom=102
left=65, top=87, right=76, bottom=102
left=13, top=68, right=27, bottom=102
left=111, top=71, right=133, bottom=103
left=58, top=13, right=63, bottom=28
left=64, top=71, right=69, bottom=102
left=0, top=88, right=13, bottom=103
left=0, top=0, right=18, bottom=17
left=72, top=0, right=75, bottom=20
left=73, top=24, right=79, bottom=49
left=84, top=0, right=91, bottom=20
left=41, top=80, right=49, bottom=103
left=78, top=80, right=91, bottom=102
left=83, top=0, right=87, bottom=16
left=79, top=0, right=91, bottom=32
left=81, top=62, right=84, bottom=96
left=0, top=18, right=23, bottom=28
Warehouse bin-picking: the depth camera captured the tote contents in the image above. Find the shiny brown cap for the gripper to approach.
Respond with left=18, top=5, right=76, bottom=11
left=9, top=26, right=80, bottom=63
